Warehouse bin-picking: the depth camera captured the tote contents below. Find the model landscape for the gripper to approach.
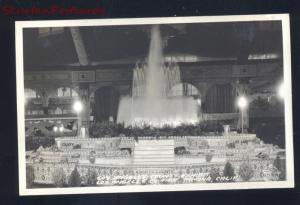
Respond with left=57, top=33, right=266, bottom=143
left=25, top=24, right=286, bottom=188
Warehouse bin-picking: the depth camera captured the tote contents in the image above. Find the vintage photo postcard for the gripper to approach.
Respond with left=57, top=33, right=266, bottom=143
left=16, top=14, right=294, bottom=195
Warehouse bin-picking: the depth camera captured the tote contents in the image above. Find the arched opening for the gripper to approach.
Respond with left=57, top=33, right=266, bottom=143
left=94, top=86, right=120, bottom=122
left=53, top=107, right=63, bottom=115
left=57, top=87, right=78, bottom=98
left=204, top=84, right=235, bottom=113
left=25, top=88, right=37, bottom=99
left=25, top=88, right=39, bottom=115
left=44, top=87, right=79, bottom=115
left=169, top=83, right=199, bottom=97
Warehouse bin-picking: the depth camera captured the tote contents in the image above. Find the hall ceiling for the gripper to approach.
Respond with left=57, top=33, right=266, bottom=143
left=23, top=21, right=283, bottom=70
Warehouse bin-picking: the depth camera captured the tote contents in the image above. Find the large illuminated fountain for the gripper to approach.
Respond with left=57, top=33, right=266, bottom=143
left=117, top=25, right=199, bottom=127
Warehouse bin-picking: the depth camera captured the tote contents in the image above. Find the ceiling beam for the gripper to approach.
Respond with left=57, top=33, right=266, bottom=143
left=70, top=27, right=89, bottom=66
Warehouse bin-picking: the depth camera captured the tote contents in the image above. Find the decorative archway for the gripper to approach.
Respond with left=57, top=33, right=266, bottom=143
left=25, top=88, right=37, bottom=99
left=56, top=87, right=79, bottom=98
left=169, top=83, right=199, bottom=97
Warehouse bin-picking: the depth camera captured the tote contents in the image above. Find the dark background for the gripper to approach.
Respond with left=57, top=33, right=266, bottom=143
left=0, top=0, right=299, bottom=204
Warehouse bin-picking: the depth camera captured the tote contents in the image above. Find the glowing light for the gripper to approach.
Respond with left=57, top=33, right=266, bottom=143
left=59, top=126, right=64, bottom=132
left=53, top=126, right=58, bottom=132
left=237, top=96, right=248, bottom=109
left=73, top=100, right=83, bottom=113
left=237, top=95, right=248, bottom=134
left=278, top=82, right=285, bottom=99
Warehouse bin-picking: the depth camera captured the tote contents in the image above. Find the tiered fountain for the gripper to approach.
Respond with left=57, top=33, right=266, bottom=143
left=117, top=25, right=199, bottom=127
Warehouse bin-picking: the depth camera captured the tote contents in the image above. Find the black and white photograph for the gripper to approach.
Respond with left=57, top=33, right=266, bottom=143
left=15, top=14, right=294, bottom=195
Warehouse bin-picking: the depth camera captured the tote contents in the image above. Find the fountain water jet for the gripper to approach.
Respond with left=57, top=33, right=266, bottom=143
left=117, top=25, right=199, bottom=127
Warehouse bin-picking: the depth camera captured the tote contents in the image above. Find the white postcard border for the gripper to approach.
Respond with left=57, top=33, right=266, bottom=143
left=16, top=14, right=294, bottom=196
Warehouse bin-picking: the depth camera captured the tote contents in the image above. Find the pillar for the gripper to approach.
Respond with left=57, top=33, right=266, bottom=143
left=77, top=85, right=91, bottom=138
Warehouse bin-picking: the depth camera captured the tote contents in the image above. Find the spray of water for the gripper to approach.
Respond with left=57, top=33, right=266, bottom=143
left=117, top=25, right=199, bottom=127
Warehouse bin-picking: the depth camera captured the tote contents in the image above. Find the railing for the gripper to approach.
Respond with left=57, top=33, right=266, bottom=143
left=200, top=113, right=239, bottom=121
left=25, top=115, right=78, bottom=120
